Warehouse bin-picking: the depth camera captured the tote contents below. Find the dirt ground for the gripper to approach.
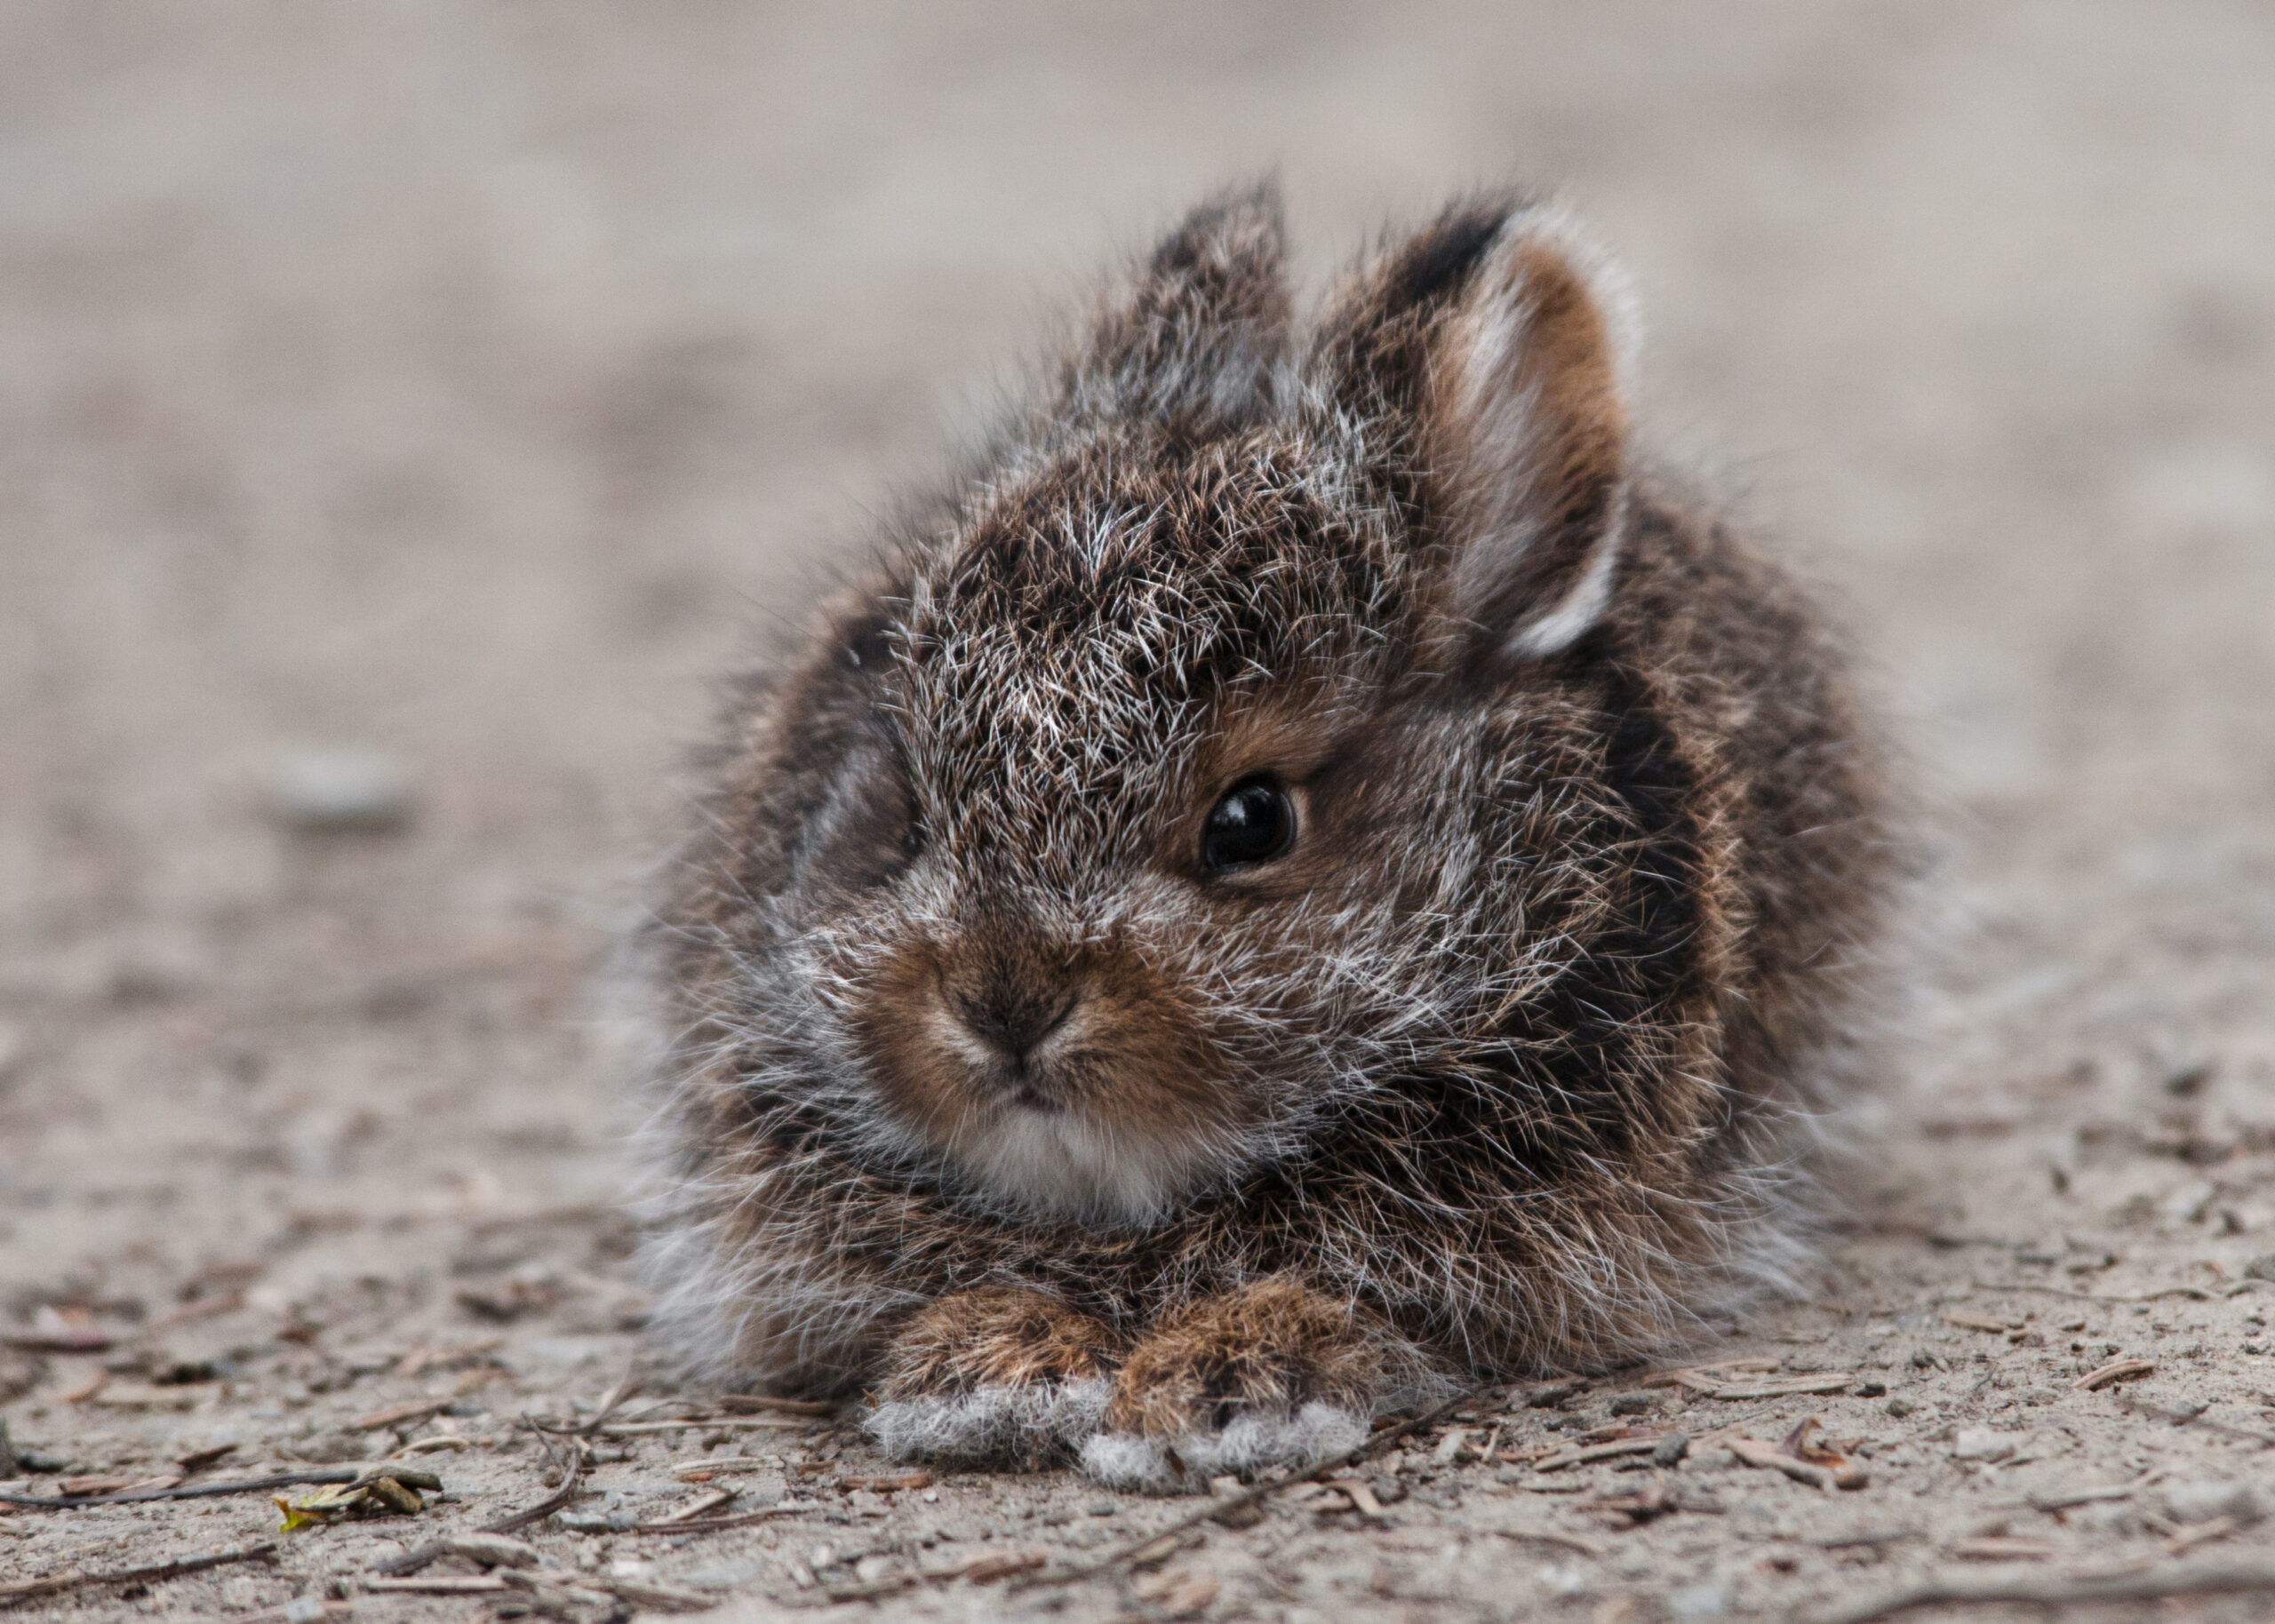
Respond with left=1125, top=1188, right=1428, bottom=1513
left=4, top=4, right=2275, bottom=1620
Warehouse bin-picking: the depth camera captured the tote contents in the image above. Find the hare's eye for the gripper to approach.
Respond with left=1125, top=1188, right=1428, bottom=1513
left=1200, top=776, right=1297, bottom=874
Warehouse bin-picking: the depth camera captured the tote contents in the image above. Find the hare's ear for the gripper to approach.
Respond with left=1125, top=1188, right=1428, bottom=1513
left=1055, top=182, right=1291, bottom=434
left=1315, top=199, right=1638, bottom=660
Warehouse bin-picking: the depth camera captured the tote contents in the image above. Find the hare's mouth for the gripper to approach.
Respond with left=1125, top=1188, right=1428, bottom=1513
left=845, top=928, right=1254, bottom=1223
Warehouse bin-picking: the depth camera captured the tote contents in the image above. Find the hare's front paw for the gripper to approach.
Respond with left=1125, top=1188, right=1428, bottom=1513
left=1078, top=1282, right=1381, bottom=1495
left=863, top=1287, right=1118, bottom=1469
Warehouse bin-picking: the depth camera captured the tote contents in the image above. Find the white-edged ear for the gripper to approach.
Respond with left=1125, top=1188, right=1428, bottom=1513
left=1425, top=209, right=1640, bottom=659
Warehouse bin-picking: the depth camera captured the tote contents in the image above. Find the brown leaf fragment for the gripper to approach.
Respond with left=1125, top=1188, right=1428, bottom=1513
left=836, top=1470, right=931, bottom=1492
left=59, top=1475, right=139, bottom=1498
left=2075, top=1357, right=2156, bottom=1391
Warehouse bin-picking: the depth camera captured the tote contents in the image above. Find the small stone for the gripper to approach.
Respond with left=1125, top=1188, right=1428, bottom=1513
left=1494, top=1466, right=1530, bottom=1485
left=1368, top=1473, right=1407, bottom=1505
left=1607, top=1391, right=1655, bottom=1415
left=1952, top=1429, right=2015, bottom=1461
left=1854, top=1380, right=1888, bottom=1397
left=267, top=749, right=417, bottom=833
left=1651, top=1430, right=1690, bottom=1467
left=1088, top=1501, right=1116, bottom=1517
left=2247, top=1255, right=2275, bottom=1283
left=1884, top=1397, right=1917, bottom=1418
left=2162, top=1481, right=2262, bottom=1524
left=1910, top=1349, right=1936, bottom=1368
left=443, top=1532, right=539, bottom=1568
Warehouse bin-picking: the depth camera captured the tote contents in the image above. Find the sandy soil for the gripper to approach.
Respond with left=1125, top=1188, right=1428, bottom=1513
left=4, top=4, right=2275, bottom=1620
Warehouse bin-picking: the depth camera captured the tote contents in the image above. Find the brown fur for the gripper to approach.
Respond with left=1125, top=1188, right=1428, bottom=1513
left=1101, top=1282, right=1381, bottom=1438
left=635, top=184, right=1899, bottom=1485
left=878, top=1287, right=1120, bottom=1397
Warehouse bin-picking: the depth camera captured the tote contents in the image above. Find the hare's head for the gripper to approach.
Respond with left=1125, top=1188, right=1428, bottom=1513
left=723, top=186, right=1651, bottom=1226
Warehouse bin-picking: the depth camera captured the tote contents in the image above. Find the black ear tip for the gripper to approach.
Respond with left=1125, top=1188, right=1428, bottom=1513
left=1384, top=195, right=1525, bottom=313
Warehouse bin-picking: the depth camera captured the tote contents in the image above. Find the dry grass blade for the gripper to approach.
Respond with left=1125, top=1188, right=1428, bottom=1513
left=1528, top=1435, right=1665, bottom=1471
left=714, top=1394, right=837, bottom=1416
left=0, top=1540, right=276, bottom=1608
left=2073, top=1357, right=2156, bottom=1391
left=628, top=1503, right=810, bottom=1534
left=1812, top=1556, right=2275, bottom=1624
left=0, top=1469, right=364, bottom=1510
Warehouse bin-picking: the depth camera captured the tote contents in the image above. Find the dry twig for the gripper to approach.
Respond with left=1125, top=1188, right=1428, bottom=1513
left=0, top=1468, right=363, bottom=1510
left=0, top=1541, right=276, bottom=1609
left=1812, top=1556, right=2275, bottom=1624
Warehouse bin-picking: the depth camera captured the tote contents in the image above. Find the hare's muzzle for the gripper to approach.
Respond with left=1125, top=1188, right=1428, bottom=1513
left=844, top=927, right=1250, bottom=1222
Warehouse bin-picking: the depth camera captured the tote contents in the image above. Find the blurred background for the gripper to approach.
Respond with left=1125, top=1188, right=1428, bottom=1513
left=3, top=1, right=2272, bottom=1330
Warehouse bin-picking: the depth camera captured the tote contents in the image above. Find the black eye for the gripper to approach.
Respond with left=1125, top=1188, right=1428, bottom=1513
left=1200, top=776, right=1297, bottom=873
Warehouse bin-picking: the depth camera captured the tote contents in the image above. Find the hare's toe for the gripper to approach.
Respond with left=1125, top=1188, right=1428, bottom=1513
left=1080, top=1281, right=1385, bottom=1495
left=867, top=1375, right=1111, bottom=1466
left=1080, top=1399, right=1367, bottom=1493
left=861, top=1286, right=1119, bottom=1468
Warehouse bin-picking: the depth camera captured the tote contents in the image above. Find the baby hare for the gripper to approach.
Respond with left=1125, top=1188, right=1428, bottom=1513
left=639, top=186, right=1896, bottom=1492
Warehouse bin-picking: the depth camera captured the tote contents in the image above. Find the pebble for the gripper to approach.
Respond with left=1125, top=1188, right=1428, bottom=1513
left=1607, top=1391, right=1655, bottom=1415
left=2245, top=1254, right=2275, bottom=1283
left=267, top=748, right=417, bottom=833
left=1884, top=1397, right=1917, bottom=1418
left=1087, top=1500, right=1116, bottom=1516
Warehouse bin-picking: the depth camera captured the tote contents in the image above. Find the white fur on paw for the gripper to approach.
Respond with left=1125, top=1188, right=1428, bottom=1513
left=864, top=1376, right=1109, bottom=1465
left=1078, top=1401, right=1369, bottom=1495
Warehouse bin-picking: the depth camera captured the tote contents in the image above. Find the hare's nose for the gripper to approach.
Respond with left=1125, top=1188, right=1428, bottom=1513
left=952, top=983, right=1079, bottom=1065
